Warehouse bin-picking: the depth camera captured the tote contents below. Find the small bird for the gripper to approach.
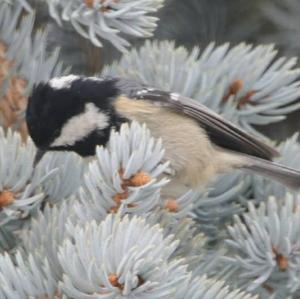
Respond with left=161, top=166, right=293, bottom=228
left=26, top=75, right=300, bottom=196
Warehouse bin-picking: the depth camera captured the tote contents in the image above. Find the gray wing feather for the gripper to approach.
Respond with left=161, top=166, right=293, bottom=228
left=115, top=78, right=148, bottom=98
left=131, top=88, right=279, bottom=160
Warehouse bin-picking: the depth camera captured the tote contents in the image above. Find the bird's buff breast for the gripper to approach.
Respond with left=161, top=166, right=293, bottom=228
left=114, top=96, right=222, bottom=194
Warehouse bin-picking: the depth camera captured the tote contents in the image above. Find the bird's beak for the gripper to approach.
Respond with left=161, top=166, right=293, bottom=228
left=34, top=149, right=46, bottom=167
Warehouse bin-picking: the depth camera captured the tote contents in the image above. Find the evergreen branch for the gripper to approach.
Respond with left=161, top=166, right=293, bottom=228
left=176, top=275, right=257, bottom=299
left=21, top=201, right=75, bottom=286
left=162, top=190, right=201, bottom=219
left=0, top=128, right=78, bottom=250
left=46, top=0, right=164, bottom=52
left=59, top=214, right=187, bottom=298
left=0, top=222, right=21, bottom=251
left=147, top=210, right=207, bottom=272
left=76, top=121, right=170, bottom=222
left=0, top=251, right=59, bottom=298
left=0, top=129, right=46, bottom=225
left=0, top=0, right=32, bottom=12
left=16, top=206, right=255, bottom=299
left=34, top=152, right=84, bottom=204
left=193, top=172, right=252, bottom=241
left=224, top=194, right=300, bottom=295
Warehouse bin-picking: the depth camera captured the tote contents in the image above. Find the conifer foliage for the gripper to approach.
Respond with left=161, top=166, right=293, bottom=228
left=1, top=1, right=300, bottom=298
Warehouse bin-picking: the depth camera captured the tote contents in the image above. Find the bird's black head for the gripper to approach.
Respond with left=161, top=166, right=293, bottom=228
left=26, top=75, right=126, bottom=161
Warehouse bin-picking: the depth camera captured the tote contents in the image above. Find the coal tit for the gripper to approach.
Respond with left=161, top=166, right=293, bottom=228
left=26, top=75, right=300, bottom=196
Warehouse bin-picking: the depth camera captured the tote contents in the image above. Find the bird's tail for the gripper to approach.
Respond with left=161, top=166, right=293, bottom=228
left=241, top=155, right=300, bottom=190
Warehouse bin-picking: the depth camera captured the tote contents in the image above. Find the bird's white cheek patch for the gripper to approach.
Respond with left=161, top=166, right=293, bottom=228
left=51, top=103, right=109, bottom=147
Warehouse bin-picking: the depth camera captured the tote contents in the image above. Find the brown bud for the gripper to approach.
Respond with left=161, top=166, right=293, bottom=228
left=113, top=190, right=129, bottom=203
left=84, top=0, right=94, bottom=8
left=273, top=248, right=289, bottom=271
left=137, top=275, right=145, bottom=287
left=237, top=90, right=255, bottom=108
left=222, top=79, right=243, bottom=103
left=229, top=80, right=243, bottom=95
left=109, top=205, right=119, bottom=213
left=0, top=48, right=28, bottom=140
left=276, top=254, right=289, bottom=271
left=129, top=171, right=151, bottom=187
left=108, top=273, right=123, bottom=289
left=165, top=199, right=179, bottom=213
left=0, top=190, right=14, bottom=209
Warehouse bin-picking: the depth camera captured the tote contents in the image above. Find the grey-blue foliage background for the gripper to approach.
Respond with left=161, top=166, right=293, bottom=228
left=1, top=0, right=300, bottom=299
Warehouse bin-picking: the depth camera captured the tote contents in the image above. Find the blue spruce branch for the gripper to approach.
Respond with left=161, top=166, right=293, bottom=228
left=224, top=194, right=300, bottom=297
left=76, top=121, right=170, bottom=222
left=46, top=0, right=164, bottom=52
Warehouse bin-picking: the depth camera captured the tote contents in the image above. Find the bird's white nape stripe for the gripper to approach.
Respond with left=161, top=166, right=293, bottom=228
left=49, top=75, right=79, bottom=89
left=84, top=76, right=104, bottom=82
left=51, top=103, right=109, bottom=147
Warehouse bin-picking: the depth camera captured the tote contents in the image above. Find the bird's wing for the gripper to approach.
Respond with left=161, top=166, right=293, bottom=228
left=132, top=88, right=279, bottom=160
